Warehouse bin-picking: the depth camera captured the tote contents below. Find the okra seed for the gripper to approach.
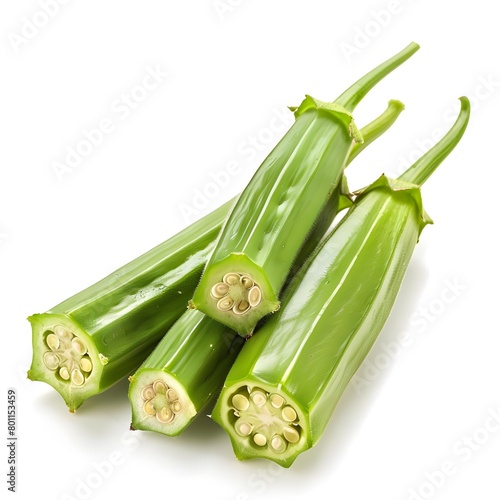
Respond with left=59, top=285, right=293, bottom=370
left=248, top=286, right=262, bottom=307
left=54, top=325, right=72, bottom=340
left=71, top=338, right=87, bottom=356
left=156, top=407, right=174, bottom=424
left=166, top=388, right=178, bottom=402
left=43, top=351, right=60, bottom=370
left=211, top=283, right=229, bottom=299
left=283, top=426, right=300, bottom=444
left=46, top=333, right=60, bottom=351
left=230, top=385, right=301, bottom=455
left=282, top=406, right=297, bottom=422
left=271, top=435, right=287, bottom=453
left=241, top=276, right=254, bottom=289
left=171, top=401, right=182, bottom=414
left=153, top=380, right=167, bottom=395
left=250, top=389, right=267, bottom=407
left=253, top=433, right=267, bottom=447
left=141, top=385, right=155, bottom=401
left=42, top=327, right=93, bottom=386
left=217, top=297, right=235, bottom=311
left=233, top=300, right=250, bottom=315
left=143, top=400, right=156, bottom=416
left=80, top=357, right=93, bottom=373
left=232, top=394, right=250, bottom=411
left=235, top=421, right=253, bottom=436
left=270, top=394, right=285, bottom=408
left=71, top=369, right=85, bottom=386
left=223, top=273, right=240, bottom=286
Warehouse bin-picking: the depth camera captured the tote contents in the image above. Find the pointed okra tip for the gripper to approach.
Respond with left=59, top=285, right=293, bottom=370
left=27, top=313, right=105, bottom=411
left=211, top=381, right=310, bottom=468
left=128, top=369, right=197, bottom=436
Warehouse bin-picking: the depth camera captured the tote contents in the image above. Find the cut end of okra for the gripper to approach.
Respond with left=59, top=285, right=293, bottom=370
left=190, top=253, right=280, bottom=336
left=27, top=314, right=106, bottom=412
left=128, top=369, right=196, bottom=436
left=211, top=383, right=308, bottom=467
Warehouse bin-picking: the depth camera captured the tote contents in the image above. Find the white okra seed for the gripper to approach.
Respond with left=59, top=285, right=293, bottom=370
left=156, top=406, right=174, bottom=424
left=166, top=389, right=178, bottom=402
left=217, top=297, right=235, bottom=311
left=240, top=276, right=254, bottom=289
left=235, top=421, right=253, bottom=436
left=271, top=435, right=287, bottom=453
left=71, top=368, right=85, bottom=386
left=71, top=337, right=87, bottom=356
left=253, top=433, right=267, bottom=446
left=80, top=357, right=93, bottom=373
left=153, top=380, right=167, bottom=395
left=282, top=406, right=297, bottom=422
left=43, top=351, right=60, bottom=370
left=283, top=426, right=300, bottom=444
left=54, top=325, right=72, bottom=340
left=211, top=283, right=229, bottom=299
left=248, top=286, right=262, bottom=307
left=270, top=394, right=285, bottom=408
left=141, top=385, right=155, bottom=401
left=59, top=367, right=70, bottom=380
left=232, top=394, right=250, bottom=411
left=250, top=389, right=267, bottom=407
left=143, top=400, right=156, bottom=416
left=46, top=333, right=60, bottom=351
left=233, top=300, right=250, bottom=315
left=223, top=273, right=240, bottom=286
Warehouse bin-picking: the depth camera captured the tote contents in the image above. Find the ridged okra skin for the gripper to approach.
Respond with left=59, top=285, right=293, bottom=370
left=211, top=97, right=470, bottom=467
left=27, top=201, right=231, bottom=412
left=128, top=310, right=244, bottom=436
left=125, top=100, right=406, bottom=436
left=27, top=98, right=404, bottom=413
left=190, top=43, right=420, bottom=336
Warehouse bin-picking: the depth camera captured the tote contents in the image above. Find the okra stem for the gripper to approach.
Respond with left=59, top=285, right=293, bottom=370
left=335, top=42, right=420, bottom=112
left=398, top=97, right=470, bottom=186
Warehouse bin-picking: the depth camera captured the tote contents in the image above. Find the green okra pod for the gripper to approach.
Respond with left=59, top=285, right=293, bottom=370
left=211, top=97, right=470, bottom=467
left=28, top=100, right=403, bottom=412
left=126, top=101, right=405, bottom=435
left=189, top=42, right=419, bottom=336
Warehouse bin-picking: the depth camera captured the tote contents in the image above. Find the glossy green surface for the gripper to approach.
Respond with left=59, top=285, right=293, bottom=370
left=28, top=200, right=232, bottom=411
left=26, top=92, right=407, bottom=412
left=211, top=97, right=470, bottom=467
left=191, top=44, right=419, bottom=335
left=128, top=310, right=243, bottom=436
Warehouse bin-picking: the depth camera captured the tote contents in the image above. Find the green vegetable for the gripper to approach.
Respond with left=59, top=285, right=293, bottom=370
left=127, top=100, right=405, bottom=436
left=211, top=97, right=470, bottom=467
left=189, top=42, right=420, bottom=336
left=27, top=203, right=228, bottom=412
left=27, top=98, right=404, bottom=412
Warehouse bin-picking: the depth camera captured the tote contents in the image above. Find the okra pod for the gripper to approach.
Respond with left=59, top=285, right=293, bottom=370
left=189, top=42, right=419, bottom=335
left=127, top=101, right=405, bottom=435
left=28, top=99, right=403, bottom=412
left=211, top=97, right=470, bottom=467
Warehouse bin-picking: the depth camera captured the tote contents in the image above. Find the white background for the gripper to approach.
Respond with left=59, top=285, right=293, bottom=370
left=1, top=1, right=499, bottom=499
